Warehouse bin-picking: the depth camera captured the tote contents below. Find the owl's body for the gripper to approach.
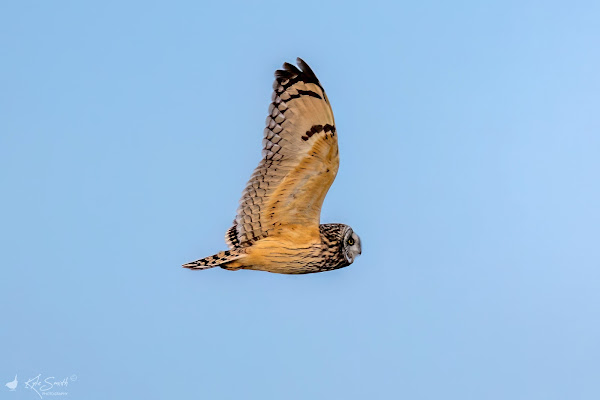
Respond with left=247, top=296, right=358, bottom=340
left=183, top=59, right=361, bottom=274
left=201, top=224, right=354, bottom=274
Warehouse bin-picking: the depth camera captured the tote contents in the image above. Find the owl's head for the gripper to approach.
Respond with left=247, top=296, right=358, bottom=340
left=342, top=227, right=362, bottom=264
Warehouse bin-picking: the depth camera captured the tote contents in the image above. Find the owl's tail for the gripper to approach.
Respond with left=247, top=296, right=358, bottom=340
left=182, top=249, right=245, bottom=270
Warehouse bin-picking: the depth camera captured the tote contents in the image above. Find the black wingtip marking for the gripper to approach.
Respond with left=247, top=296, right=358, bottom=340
left=278, top=90, right=322, bottom=105
left=296, top=58, right=318, bottom=81
left=283, top=62, right=302, bottom=75
left=274, top=58, right=324, bottom=92
left=296, top=90, right=322, bottom=100
left=274, top=69, right=295, bottom=80
left=302, top=124, right=336, bottom=141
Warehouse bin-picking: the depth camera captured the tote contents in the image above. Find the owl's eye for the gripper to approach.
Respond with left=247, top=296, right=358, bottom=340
left=347, top=238, right=355, bottom=246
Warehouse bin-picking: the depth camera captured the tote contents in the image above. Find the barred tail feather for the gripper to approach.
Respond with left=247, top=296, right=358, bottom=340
left=182, top=249, right=244, bottom=270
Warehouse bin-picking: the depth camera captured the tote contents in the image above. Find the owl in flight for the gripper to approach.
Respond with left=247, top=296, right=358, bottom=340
left=183, top=58, right=361, bottom=274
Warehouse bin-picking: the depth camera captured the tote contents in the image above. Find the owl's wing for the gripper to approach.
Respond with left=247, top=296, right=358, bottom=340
left=230, top=58, right=339, bottom=247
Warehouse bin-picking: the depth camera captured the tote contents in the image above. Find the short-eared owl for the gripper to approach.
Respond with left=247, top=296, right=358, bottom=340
left=183, top=58, right=361, bottom=274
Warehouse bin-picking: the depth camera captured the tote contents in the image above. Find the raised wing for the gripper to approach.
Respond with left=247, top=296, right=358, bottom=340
left=228, top=58, right=339, bottom=248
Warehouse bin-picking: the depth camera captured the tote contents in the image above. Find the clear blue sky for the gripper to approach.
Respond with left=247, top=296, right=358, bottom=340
left=2, top=1, right=599, bottom=399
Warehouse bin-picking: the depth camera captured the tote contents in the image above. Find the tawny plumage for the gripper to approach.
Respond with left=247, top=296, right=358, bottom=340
left=183, top=58, right=361, bottom=274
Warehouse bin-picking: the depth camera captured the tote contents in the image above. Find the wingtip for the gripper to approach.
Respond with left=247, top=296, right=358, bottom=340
left=274, top=68, right=295, bottom=80
left=272, top=57, right=323, bottom=90
left=282, top=62, right=301, bottom=74
left=296, top=57, right=317, bottom=80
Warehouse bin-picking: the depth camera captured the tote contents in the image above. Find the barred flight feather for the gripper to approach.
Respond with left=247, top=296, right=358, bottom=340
left=233, top=58, right=338, bottom=247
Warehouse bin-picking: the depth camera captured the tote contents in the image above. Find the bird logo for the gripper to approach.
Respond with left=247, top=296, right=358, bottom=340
left=5, top=374, right=17, bottom=391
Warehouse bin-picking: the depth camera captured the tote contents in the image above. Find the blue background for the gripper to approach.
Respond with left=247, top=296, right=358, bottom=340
left=2, top=1, right=599, bottom=399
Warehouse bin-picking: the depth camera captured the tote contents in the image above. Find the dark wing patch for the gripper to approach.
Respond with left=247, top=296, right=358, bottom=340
left=302, top=124, right=336, bottom=141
